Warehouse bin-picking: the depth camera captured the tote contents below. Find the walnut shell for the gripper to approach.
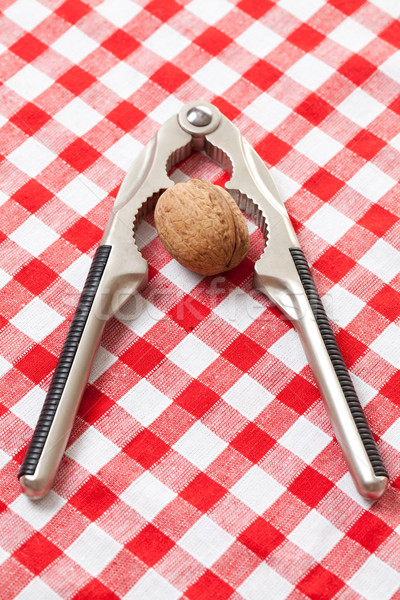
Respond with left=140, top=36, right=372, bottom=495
left=154, top=178, right=250, bottom=276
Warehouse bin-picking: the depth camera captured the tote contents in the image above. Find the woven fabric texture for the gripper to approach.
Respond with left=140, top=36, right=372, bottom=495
left=0, top=0, right=400, bottom=598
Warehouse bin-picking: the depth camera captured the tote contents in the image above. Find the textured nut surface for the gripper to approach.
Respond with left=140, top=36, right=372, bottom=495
left=154, top=179, right=250, bottom=276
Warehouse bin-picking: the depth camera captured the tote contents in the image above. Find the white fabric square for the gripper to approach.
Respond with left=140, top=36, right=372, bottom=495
left=11, top=385, right=46, bottom=428
left=322, top=284, right=365, bottom=328
left=350, top=374, right=376, bottom=407
left=143, top=24, right=190, bottom=60
left=186, top=0, right=232, bottom=24
left=278, top=0, right=324, bottom=20
left=121, top=472, right=176, bottom=520
left=236, top=22, right=283, bottom=58
left=328, top=18, right=376, bottom=52
left=194, top=58, right=240, bottom=95
left=118, top=379, right=171, bottom=427
left=161, top=260, right=204, bottom=293
left=134, top=220, right=157, bottom=251
left=178, top=515, right=234, bottom=567
left=305, top=204, right=353, bottom=245
left=15, top=578, right=60, bottom=600
left=96, top=0, right=141, bottom=26
left=269, top=329, right=308, bottom=374
left=6, top=64, right=53, bottom=101
left=8, top=138, right=55, bottom=177
left=287, top=54, right=334, bottom=91
left=336, top=472, right=375, bottom=509
left=52, top=27, right=98, bottom=63
left=0, top=268, right=11, bottom=289
left=369, top=0, right=400, bottom=17
left=382, top=416, right=400, bottom=451
left=173, top=421, right=227, bottom=470
left=104, top=134, right=143, bottom=171
left=279, top=416, right=331, bottom=463
left=119, top=296, right=164, bottom=337
left=62, top=254, right=91, bottom=290
left=337, top=89, right=385, bottom=127
left=65, top=426, right=120, bottom=473
left=9, top=215, right=59, bottom=256
left=0, top=355, right=11, bottom=378
left=4, top=0, right=51, bottom=31
left=288, top=509, right=343, bottom=560
left=390, top=131, right=400, bottom=152
left=149, top=97, right=184, bottom=124
left=168, top=334, right=218, bottom=377
left=100, top=63, right=147, bottom=99
left=238, top=562, right=294, bottom=600
left=214, top=288, right=266, bottom=333
left=54, top=99, right=103, bottom=136
left=88, top=346, right=117, bottom=383
left=58, top=175, right=106, bottom=215
left=359, top=239, right=399, bottom=284
left=65, top=523, right=122, bottom=576
left=0, top=448, right=10, bottom=470
left=349, top=556, right=400, bottom=600
left=379, top=53, right=400, bottom=83
left=125, top=570, right=180, bottom=600
left=0, top=190, right=8, bottom=206
left=245, top=93, right=291, bottom=131
left=0, top=546, right=9, bottom=568
left=295, top=129, right=342, bottom=166
left=372, top=323, right=400, bottom=369
left=269, top=168, right=302, bottom=202
left=222, top=374, right=273, bottom=420
left=10, top=491, right=65, bottom=529
left=348, top=163, right=396, bottom=203
left=11, top=298, right=63, bottom=342
left=231, top=466, right=285, bottom=514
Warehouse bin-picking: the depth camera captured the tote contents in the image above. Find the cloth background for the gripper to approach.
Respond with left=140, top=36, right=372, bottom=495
left=0, top=0, right=400, bottom=598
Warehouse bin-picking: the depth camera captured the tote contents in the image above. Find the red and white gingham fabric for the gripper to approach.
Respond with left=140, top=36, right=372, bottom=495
left=0, top=0, right=400, bottom=598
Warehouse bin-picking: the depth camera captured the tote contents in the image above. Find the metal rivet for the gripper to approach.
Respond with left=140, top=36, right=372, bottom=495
left=186, top=106, right=213, bottom=127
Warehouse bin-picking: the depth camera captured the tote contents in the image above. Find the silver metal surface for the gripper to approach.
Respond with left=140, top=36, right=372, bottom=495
left=23, top=100, right=387, bottom=500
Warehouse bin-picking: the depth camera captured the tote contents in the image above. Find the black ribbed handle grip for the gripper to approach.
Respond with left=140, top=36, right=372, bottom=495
left=290, top=248, right=387, bottom=479
left=19, top=245, right=111, bottom=479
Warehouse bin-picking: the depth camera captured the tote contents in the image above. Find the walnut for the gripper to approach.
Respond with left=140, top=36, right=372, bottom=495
left=154, top=178, right=250, bottom=276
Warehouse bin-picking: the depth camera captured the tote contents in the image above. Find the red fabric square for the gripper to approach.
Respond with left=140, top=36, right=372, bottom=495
left=58, top=66, right=97, bottom=95
left=348, top=512, right=392, bottom=552
left=224, top=256, right=255, bottom=287
left=102, top=29, right=139, bottom=59
left=72, top=579, right=119, bottom=600
left=195, top=27, right=232, bottom=55
left=60, top=139, right=101, bottom=172
left=14, top=533, right=62, bottom=574
left=335, top=329, right=367, bottom=366
left=145, top=0, right=180, bottom=20
left=175, top=380, right=220, bottom=418
left=222, top=334, right=265, bottom=372
left=329, top=0, right=366, bottom=14
left=127, top=523, right=174, bottom=566
left=358, top=205, right=397, bottom=237
left=12, top=180, right=53, bottom=213
left=180, top=472, right=227, bottom=511
left=381, top=371, right=400, bottom=405
left=168, top=295, right=211, bottom=331
left=255, top=133, right=291, bottom=166
left=277, top=375, right=320, bottom=414
left=295, top=93, right=334, bottom=125
left=289, top=466, right=334, bottom=507
left=16, top=345, right=56, bottom=384
left=56, top=0, right=91, bottom=24
left=121, top=338, right=165, bottom=377
left=243, top=60, right=282, bottom=90
left=124, top=429, right=169, bottom=468
left=186, top=570, right=234, bottom=600
left=11, top=103, right=51, bottom=135
left=298, top=564, right=345, bottom=600
left=70, top=476, right=118, bottom=520
left=211, top=97, right=240, bottom=121
left=239, top=517, right=285, bottom=558
left=230, top=423, right=275, bottom=463
left=339, top=55, right=376, bottom=86
left=63, top=218, right=102, bottom=252
left=10, top=33, right=47, bottom=62
left=347, top=130, right=385, bottom=160
left=238, top=0, right=273, bottom=19
left=288, top=24, right=324, bottom=52
left=380, top=20, right=400, bottom=48
left=314, top=247, right=356, bottom=282
left=389, top=95, right=400, bottom=116
left=151, top=63, right=190, bottom=93
left=78, top=386, right=115, bottom=424
left=107, top=101, right=145, bottom=132
left=14, top=258, right=57, bottom=295
left=304, top=168, right=344, bottom=201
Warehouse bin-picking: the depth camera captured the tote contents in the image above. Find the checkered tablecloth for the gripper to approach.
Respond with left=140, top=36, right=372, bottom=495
left=1, top=0, right=400, bottom=598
